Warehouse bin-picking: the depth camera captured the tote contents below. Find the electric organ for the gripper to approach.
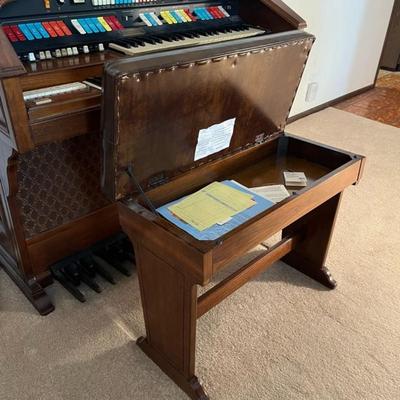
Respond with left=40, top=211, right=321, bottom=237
left=0, top=0, right=289, bottom=314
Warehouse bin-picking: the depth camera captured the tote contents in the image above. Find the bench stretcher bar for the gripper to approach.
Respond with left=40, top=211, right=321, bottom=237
left=197, top=234, right=300, bottom=318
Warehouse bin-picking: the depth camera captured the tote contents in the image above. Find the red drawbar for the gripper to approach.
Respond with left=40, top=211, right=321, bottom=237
left=212, top=7, right=226, bottom=18
left=207, top=7, right=220, bottom=19
left=56, top=21, right=73, bottom=36
left=49, top=21, right=65, bottom=36
left=10, top=25, right=26, bottom=41
left=108, top=16, right=124, bottom=30
left=104, top=16, right=118, bottom=31
left=42, top=21, right=58, bottom=37
left=3, top=25, right=19, bottom=42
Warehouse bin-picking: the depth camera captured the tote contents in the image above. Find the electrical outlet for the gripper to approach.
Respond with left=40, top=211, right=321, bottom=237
left=306, top=82, right=318, bottom=102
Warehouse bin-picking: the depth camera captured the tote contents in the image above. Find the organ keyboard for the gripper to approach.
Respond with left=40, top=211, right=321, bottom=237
left=109, top=25, right=266, bottom=56
left=23, top=82, right=91, bottom=101
left=0, top=1, right=309, bottom=317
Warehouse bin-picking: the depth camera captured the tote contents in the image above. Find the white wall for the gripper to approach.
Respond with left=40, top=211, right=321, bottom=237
left=286, top=0, right=394, bottom=117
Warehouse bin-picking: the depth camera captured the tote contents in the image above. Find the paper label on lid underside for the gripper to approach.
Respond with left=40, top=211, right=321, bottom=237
left=194, top=118, right=236, bottom=161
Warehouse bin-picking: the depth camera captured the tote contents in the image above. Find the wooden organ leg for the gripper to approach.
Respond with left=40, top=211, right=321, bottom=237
left=132, top=241, right=208, bottom=400
left=282, top=193, right=343, bottom=289
left=0, top=146, right=54, bottom=315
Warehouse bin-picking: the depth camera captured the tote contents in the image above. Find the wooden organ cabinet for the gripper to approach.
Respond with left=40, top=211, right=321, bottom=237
left=0, top=0, right=310, bottom=314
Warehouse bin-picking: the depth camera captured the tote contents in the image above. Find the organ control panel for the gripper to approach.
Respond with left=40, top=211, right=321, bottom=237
left=0, top=0, right=257, bottom=62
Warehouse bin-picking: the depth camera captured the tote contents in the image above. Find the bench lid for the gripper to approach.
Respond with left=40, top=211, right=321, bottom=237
left=102, top=31, right=314, bottom=200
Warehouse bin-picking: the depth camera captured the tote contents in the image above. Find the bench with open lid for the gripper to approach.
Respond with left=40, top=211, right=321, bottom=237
left=101, top=28, right=365, bottom=400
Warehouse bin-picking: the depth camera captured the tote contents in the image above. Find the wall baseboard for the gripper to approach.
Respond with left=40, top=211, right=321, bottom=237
left=287, top=84, right=375, bottom=124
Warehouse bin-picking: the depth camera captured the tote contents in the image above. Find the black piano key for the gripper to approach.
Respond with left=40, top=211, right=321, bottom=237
left=113, top=39, right=133, bottom=48
left=148, top=35, right=163, bottom=44
left=141, top=37, right=156, bottom=45
left=169, top=35, right=181, bottom=42
left=133, top=39, right=146, bottom=47
left=182, top=32, right=196, bottom=39
left=160, top=35, right=174, bottom=42
left=174, top=34, right=186, bottom=41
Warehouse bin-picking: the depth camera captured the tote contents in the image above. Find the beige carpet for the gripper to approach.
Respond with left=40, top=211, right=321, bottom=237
left=1, top=108, right=399, bottom=400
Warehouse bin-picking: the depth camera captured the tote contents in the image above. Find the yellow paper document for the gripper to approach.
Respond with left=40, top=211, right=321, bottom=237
left=201, top=182, right=255, bottom=213
left=168, top=182, right=255, bottom=231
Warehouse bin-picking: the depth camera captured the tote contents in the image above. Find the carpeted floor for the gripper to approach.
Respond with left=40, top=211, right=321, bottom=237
left=1, top=108, right=400, bottom=400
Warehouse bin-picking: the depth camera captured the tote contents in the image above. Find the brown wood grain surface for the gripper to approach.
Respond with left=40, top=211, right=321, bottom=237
left=26, top=204, right=119, bottom=274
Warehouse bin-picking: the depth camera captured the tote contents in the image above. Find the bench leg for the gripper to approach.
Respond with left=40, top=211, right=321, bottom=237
left=133, top=242, right=209, bottom=400
left=282, top=192, right=343, bottom=289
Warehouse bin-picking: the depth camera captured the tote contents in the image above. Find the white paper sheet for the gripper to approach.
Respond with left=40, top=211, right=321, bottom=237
left=251, top=185, right=291, bottom=203
left=194, top=118, right=236, bottom=161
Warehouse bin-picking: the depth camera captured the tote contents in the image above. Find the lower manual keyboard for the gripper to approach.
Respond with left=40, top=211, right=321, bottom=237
left=23, top=82, right=92, bottom=102
left=109, top=26, right=266, bottom=56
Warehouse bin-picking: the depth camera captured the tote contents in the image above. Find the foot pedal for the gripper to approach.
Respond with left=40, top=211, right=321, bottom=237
left=50, top=233, right=135, bottom=304
left=51, top=264, right=86, bottom=303
left=80, top=266, right=102, bottom=293
left=121, top=239, right=135, bottom=263
left=80, top=255, right=116, bottom=285
left=92, top=255, right=117, bottom=285
left=78, top=256, right=96, bottom=278
left=64, top=262, right=81, bottom=286
left=94, top=249, right=132, bottom=277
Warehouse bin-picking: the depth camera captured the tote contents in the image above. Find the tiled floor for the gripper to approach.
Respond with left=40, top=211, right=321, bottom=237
left=335, top=71, right=400, bottom=128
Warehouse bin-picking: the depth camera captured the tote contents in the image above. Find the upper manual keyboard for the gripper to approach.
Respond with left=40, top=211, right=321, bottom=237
left=109, top=25, right=265, bottom=56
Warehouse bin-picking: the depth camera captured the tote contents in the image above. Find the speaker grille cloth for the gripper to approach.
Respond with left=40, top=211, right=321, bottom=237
left=16, top=133, right=110, bottom=238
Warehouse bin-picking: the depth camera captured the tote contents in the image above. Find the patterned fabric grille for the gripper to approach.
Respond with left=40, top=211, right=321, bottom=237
left=16, top=133, right=110, bottom=238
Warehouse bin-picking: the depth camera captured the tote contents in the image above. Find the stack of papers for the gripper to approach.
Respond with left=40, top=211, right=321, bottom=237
left=283, top=171, right=307, bottom=187
left=156, top=181, right=274, bottom=241
left=168, top=182, right=255, bottom=231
